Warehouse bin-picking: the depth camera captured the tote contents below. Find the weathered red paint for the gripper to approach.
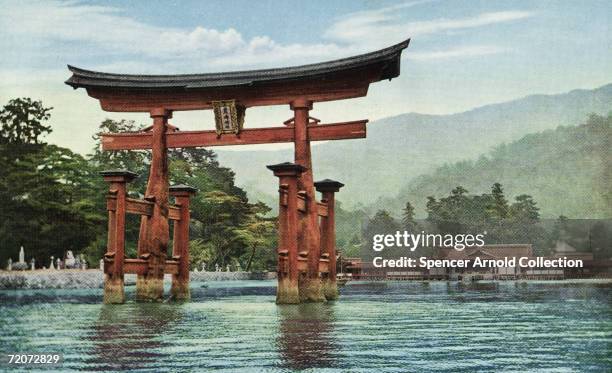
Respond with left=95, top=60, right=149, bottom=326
left=84, top=74, right=374, bottom=112
left=101, top=172, right=136, bottom=304
left=170, top=187, right=196, bottom=301
left=315, top=180, right=344, bottom=300
left=268, top=163, right=305, bottom=304
left=291, top=99, right=326, bottom=302
left=136, top=109, right=171, bottom=302
left=99, top=120, right=367, bottom=151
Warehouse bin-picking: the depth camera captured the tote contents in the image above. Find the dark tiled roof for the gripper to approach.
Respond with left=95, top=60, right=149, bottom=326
left=99, top=169, right=139, bottom=179
left=314, top=179, right=345, bottom=191
left=65, top=39, right=410, bottom=90
left=169, top=184, right=198, bottom=194
left=266, top=162, right=307, bottom=173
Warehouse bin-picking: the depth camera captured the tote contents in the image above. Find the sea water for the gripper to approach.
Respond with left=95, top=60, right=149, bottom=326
left=0, top=280, right=610, bottom=372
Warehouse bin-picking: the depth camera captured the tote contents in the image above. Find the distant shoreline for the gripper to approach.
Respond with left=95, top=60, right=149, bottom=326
left=1, top=270, right=610, bottom=290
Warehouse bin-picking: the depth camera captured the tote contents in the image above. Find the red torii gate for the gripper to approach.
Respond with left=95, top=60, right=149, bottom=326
left=66, top=39, right=410, bottom=304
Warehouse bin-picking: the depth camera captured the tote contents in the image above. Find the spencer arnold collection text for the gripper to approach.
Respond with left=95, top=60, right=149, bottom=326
left=373, top=256, right=584, bottom=269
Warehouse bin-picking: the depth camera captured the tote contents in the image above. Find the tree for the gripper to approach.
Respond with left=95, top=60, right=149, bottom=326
left=83, top=119, right=152, bottom=264
left=167, top=146, right=277, bottom=270
left=508, top=195, right=546, bottom=252
left=402, top=201, right=418, bottom=231
left=361, top=210, right=400, bottom=260
left=489, top=182, right=509, bottom=219
left=0, top=98, right=52, bottom=145
left=234, top=202, right=277, bottom=271
left=89, top=119, right=150, bottom=191
left=0, top=101, right=279, bottom=269
left=426, top=185, right=491, bottom=235
left=424, top=184, right=548, bottom=252
left=0, top=98, right=102, bottom=266
left=510, top=194, right=540, bottom=223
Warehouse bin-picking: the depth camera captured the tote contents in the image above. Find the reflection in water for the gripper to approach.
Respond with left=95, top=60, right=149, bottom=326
left=86, top=303, right=183, bottom=371
left=277, top=303, right=337, bottom=370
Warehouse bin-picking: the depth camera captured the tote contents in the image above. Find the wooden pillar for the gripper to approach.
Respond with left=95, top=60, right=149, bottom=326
left=101, top=170, right=137, bottom=304
left=315, top=179, right=344, bottom=300
left=290, top=99, right=325, bottom=302
left=267, top=162, right=306, bottom=304
left=136, top=108, right=172, bottom=302
left=169, top=184, right=197, bottom=301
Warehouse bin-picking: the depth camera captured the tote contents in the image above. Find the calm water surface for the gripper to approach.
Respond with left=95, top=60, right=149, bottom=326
left=0, top=280, right=610, bottom=372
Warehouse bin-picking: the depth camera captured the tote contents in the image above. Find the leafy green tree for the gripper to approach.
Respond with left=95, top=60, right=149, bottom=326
left=505, top=194, right=547, bottom=253
left=234, top=202, right=277, bottom=271
left=89, top=119, right=150, bottom=190
left=510, top=194, right=540, bottom=223
left=0, top=99, right=102, bottom=266
left=426, top=186, right=492, bottom=235
left=0, top=98, right=52, bottom=145
left=0, top=104, right=276, bottom=270
left=166, top=146, right=276, bottom=270
left=361, top=210, right=400, bottom=260
left=424, top=184, right=548, bottom=252
left=83, top=119, right=151, bottom=264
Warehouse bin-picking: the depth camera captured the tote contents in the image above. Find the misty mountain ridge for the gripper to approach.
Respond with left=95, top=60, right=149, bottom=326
left=216, top=83, right=612, bottom=212
left=377, top=114, right=611, bottom=219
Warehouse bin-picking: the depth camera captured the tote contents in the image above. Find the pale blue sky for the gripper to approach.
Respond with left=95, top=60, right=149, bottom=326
left=0, top=0, right=610, bottom=154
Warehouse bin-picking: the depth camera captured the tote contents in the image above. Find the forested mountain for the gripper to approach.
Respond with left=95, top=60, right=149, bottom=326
left=377, top=114, right=611, bottom=219
left=216, top=84, right=612, bottom=210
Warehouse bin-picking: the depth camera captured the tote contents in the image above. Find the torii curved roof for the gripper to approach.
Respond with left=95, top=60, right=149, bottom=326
left=65, top=38, right=410, bottom=112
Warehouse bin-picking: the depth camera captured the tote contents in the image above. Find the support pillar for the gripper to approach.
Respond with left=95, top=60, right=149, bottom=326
left=267, top=162, right=306, bottom=304
left=136, top=108, right=172, bottom=302
left=101, top=170, right=137, bottom=304
left=290, top=99, right=325, bottom=302
left=315, top=179, right=344, bottom=300
left=169, top=184, right=197, bottom=301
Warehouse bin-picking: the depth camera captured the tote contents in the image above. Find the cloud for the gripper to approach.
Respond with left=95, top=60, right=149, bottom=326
left=406, top=11, right=534, bottom=36
left=325, top=5, right=534, bottom=48
left=408, top=45, right=507, bottom=60
left=0, top=0, right=534, bottom=74
left=0, top=0, right=346, bottom=71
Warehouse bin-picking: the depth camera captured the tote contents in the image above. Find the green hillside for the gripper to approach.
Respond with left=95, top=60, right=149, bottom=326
left=376, top=113, right=611, bottom=219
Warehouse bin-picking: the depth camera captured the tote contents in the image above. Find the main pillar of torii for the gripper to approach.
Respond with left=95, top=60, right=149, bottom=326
left=290, top=98, right=325, bottom=302
left=65, top=38, right=409, bottom=303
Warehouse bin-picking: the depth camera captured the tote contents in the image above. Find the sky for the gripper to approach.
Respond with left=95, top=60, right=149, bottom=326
left=0, top=0, right=610, bottom=154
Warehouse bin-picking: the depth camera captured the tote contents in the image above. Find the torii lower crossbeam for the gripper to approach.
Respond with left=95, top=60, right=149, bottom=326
left=100, top=120, right=367, bottom=150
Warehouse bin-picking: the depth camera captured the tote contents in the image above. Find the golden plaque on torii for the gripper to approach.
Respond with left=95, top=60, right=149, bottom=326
left=212, top=100, right=244, bottom=136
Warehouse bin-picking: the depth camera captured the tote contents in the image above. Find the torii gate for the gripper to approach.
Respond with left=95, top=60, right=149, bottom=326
left=66, top=39, right=410, bottom=304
